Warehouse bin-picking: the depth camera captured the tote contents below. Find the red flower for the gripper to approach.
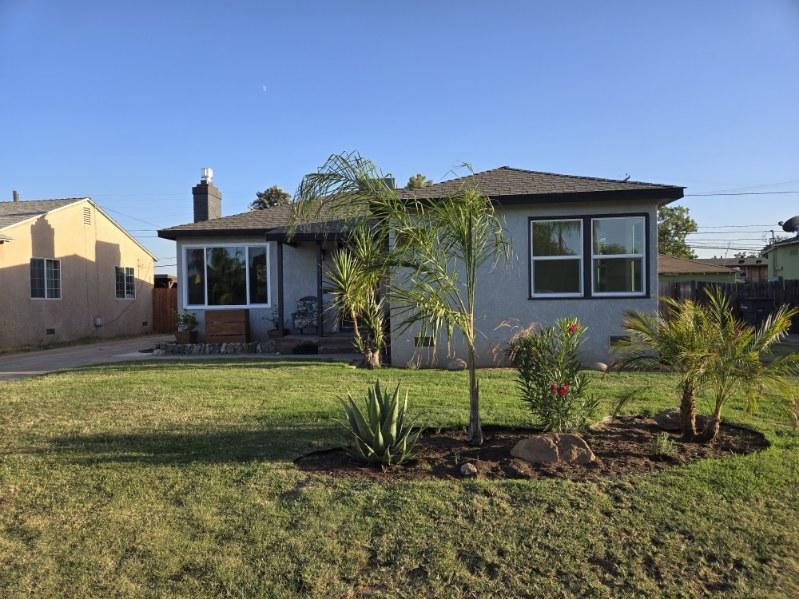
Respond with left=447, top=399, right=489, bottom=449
left=549, top=383, right=557, bottom=395
left=558, top=383, right=570, bottom=397
left=567, top=322, right=578, bottom=334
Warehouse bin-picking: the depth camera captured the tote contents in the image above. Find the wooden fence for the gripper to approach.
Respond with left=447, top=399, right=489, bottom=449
left=659, top=280, right=799, bottom=332
left=152, top=287, right=178, bottom=333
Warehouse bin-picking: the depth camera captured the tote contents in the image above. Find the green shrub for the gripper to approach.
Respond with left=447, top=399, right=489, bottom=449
left=507, top=318, right=598, bottom=432
left=650, top=432, right=677, bottom=457
left=340, top=381, right=420, bottom=466
left=175, top=310, right=198, bottom=332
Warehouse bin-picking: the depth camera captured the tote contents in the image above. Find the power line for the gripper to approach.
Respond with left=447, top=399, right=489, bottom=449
left=685, top=190, right=799, bottom=197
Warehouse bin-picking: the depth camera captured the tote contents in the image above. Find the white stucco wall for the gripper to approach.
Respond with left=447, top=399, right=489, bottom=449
left=389, top=199, right=659, bottom=367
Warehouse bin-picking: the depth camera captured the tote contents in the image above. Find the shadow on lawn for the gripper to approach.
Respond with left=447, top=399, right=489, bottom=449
left=44, top=425, right=341, bottom=465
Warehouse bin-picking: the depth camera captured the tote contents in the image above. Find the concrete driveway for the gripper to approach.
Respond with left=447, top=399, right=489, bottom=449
left=0, top=335, right=173, bottom=381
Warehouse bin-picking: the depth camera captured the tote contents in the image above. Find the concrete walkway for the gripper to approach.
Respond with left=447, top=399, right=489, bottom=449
left=0, top=335, right=173, bottom=381
left=0, top=335, right=361, bottom=381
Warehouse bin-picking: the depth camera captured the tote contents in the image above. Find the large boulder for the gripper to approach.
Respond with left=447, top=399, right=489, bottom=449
left=654, top=409, right=682, bottom=432
left=511, top=433, right=596, bottom=465
left=447, top=358, right=467, bottom=371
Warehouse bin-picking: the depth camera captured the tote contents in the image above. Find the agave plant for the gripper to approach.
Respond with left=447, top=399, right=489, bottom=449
left=340, top=381, right=420, bottom=466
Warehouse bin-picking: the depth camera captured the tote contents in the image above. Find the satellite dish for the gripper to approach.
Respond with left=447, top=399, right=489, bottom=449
left=780, top=215, right=799, bottom=233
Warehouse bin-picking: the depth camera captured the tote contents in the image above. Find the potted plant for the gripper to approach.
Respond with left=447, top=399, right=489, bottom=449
left=267, top=307, right=283, bottom=339
left=175, top=310, right=199, bottom=344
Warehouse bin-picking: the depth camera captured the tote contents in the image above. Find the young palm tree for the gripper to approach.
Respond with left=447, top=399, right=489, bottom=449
left=618, top=297, right=712, bottom=440
left=699, top=288, right=799, bottom=442
left=326, top=225, right=387, bottom=368
left=390, top=185, right=509, bottom=445
left=291, top=152, right=509, bottom=446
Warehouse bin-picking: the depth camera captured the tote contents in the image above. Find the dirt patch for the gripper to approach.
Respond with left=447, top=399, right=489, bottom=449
left=294, top=417, right=769, bottom=482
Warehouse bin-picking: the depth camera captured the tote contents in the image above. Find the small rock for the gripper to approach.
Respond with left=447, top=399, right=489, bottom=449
left=511, top=433, right=596, bottom=465
left=447, top=358, right=467, bottom=371
left=460, top=462, right=478, bottom=477
left=655, top=409, right=682, bottom=432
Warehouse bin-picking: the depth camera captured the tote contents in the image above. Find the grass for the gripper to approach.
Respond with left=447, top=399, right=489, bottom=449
left=0, top=360, right=797, bottom=598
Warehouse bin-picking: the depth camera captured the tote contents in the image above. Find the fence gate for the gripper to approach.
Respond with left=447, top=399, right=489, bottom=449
left=152, top=287, right=178, bottom=333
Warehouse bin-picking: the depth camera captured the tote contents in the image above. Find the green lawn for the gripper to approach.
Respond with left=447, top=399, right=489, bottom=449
left=0, top=361, right=797, bottom=598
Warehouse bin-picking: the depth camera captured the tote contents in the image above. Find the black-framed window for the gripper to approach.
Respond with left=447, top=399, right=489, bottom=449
left=591, top=216, right=645, bottom=296
left=115, top=266, right=135, bottom=299
left=530, top=219, right=583, bottom=297
left=529, top=213, right=649, bottom=299
left=30, top=258, right=61, bottom=299
left=184, top=245, right=270, bottom=307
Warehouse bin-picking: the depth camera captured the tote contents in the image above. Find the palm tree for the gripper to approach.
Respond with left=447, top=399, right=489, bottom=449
left=291, top=152, right=509, bottom=445
left=698, top=288, right=799, bottom=442
left=390, top=184, right=510, bottom=445
left=618, top=297, right=712, bottom=440
left=326, top=225, right=387, bottom=368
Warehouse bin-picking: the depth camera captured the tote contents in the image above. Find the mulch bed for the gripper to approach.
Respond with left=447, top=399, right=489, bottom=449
left=294, top=416, right=769, bottom=482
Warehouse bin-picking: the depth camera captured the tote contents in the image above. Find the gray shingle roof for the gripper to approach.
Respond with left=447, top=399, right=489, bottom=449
left=158, top=166, right=684, bottom=239
left=159, top=204, right=295, bottom=239
left=396, top=166, right=683, bottom=200
left=0, top=198, right=85, bottom=230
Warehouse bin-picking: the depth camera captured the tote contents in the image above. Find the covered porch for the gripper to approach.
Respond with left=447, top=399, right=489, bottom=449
left=267, top=225, right=352, bottom=340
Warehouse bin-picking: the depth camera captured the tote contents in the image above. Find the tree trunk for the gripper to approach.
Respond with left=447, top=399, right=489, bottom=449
left=363, top=349, right=381, bottom=369
left=467, top=344, right=483, bottom=446
left=679, top=383, right=697, bottom=441
left=698, top=404, right=723, bottom=443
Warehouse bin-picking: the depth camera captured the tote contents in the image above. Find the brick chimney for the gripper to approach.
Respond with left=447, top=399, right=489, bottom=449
left=192, top=168, right=221, bottom=222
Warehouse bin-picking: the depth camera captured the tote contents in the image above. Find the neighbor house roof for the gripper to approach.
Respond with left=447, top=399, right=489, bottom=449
left=696, top=256, right=768, bottom=267
left=0, top=198, right=85, bottom=229
left=657, top=255, right=735, bottom=276
left=159, top=166, right=684, bottom=240
left=396, top=166, right=684, bottom=203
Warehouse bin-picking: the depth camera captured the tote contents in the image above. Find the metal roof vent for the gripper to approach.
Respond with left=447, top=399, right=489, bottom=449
left=201, top=167, right=214, bottom=183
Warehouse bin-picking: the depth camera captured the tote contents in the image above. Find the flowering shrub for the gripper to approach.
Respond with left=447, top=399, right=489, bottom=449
left=507, top=318, right=598, bottom=432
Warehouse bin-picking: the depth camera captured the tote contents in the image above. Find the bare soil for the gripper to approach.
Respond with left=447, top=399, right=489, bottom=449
left=294, top=416, right=769, bottom=482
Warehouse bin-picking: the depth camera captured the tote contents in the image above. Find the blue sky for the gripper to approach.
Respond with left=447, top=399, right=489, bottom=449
left=1, top=1, right=798, bottom=270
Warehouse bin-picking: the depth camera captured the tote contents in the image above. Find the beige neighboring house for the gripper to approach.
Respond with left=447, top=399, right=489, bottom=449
left=0, top=197, right=156, bottom=350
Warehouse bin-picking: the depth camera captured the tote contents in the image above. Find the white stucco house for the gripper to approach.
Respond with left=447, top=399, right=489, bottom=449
left=158, top=167, right=683, bottom=366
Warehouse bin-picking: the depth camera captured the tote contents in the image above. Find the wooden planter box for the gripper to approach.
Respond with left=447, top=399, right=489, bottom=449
left=206, top=309, right=250, bottom=343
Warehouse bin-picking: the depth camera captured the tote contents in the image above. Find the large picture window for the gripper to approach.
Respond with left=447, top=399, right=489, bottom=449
left=30, top=258, right=61, bottom=299
left=530, top=219, right=583, bottom=297
left=115, top=267, right=135, bottom=299
left=184, top=245, right=270, bottom=307
left=591, top=216, right=645, bottom=295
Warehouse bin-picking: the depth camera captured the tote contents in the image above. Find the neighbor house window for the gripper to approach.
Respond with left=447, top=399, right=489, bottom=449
left=115, top=267, right=135, bottom=299
left=184, top=245, right=270, bottom=307
left=591, top=216, right=646, bottom=295
left=30, top=258, right=61, bottom=299
left=530, top=219, right=583, bottom=297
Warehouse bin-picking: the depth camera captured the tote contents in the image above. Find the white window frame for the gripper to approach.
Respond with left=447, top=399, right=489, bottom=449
left=182, top=243, right=271, bottom=310
left=530, top=218, right=584, bottom=298
left=590, top=216, right=647, bottom=297
left=30, top=257, right=61, bottom=300
left=115, top=266, right=136, bottom=299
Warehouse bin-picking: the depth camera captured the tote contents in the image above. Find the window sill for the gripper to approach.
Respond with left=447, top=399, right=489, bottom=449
left=527, top=294, right=649, bottom=301
left=185, top=304, right=272, bottom=310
